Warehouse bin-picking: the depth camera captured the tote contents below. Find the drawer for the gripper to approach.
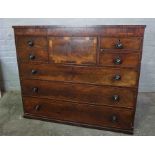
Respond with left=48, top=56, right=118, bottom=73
left=16, top=36, right=47, bottom=49
left=23, top=97, right=134, bottom=130
left=100, top=37, right=142, bottom=50
left=20, top=64, right=138, bottom=87
left=99, top=52, right=140, bottom=68
left=19, top=64, right=73, bottom=81
left=21, top=79, right=136, bottom=108
left=17, top=48, right=48, bottom=63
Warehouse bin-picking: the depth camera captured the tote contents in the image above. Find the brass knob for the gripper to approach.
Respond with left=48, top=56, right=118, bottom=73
left=113, top=74, right=121, bottom=80
left=33, top=87, right=38, bottom=93
left=35, top=104, right=41, bottom=111
left=112, top=95, right=119, bottom=102
left=114, top=56, right=122, bottom=65
left=31, top=69, right=37, bottom=74
left=27, top=40, right=34, bottom=47
left=111, top=115, right=118, bottom=123
left=29, top=54, right=35, bottom=60
left=115, top=40, right=123, bottom=49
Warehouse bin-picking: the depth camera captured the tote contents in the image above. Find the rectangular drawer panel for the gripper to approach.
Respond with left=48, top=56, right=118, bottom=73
left=72, top=66, right=138, bottom=87
left=17, top=48, right=48, bottom=63
left=21, top=79, right=136, bottom=108
left=99, top=52, right=140, bottom=68
left=23, top=97, right=134, bottom=130
left=100, top=37, right=142, bottom=50
left=16, top=36, right=47, bottom=49
left=49, top=37, right=97, bottom=65
left=20, top=64, right=138, bottom=87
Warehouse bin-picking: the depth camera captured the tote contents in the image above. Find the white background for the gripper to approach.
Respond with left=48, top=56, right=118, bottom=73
left=0, top=0, right=154, bottom=155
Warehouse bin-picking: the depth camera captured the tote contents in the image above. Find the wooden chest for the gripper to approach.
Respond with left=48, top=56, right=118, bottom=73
left=13, top=25, right=146, bottom=134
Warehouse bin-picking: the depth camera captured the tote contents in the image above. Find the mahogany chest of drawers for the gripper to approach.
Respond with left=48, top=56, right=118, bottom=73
left=13, top=25, right=146, bottom=134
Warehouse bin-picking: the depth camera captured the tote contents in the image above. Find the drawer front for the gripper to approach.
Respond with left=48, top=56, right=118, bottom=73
left=21, top=80, right=136, bottom=108
left=72, top=66, right=138, bottom=87
left=20, top=64, right=138, bottom=87
left=23, top=97, right=134, bottom=130
left=99, top=52, right=140, bottom=68
left=16, top=36, right=47, bottom=49
left=17, top=48, right=48, bottom=63
left=19, top=64, right=73, bottom=81
left=49, top=37, right=97, bottom=65
left=100, top=37, right=142, bottom=50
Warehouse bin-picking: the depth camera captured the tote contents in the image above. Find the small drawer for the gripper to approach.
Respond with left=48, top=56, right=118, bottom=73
left=23, top=97, right=134, bottom=130
left=100, top=37, right=142, bottom=50
left=17, top=48, right=48, bottom=63
left=16, top=36, right=47, bottom=49
left=99, top=52, right=140, bottom=68
left=21, top=79, right=136, bottom=108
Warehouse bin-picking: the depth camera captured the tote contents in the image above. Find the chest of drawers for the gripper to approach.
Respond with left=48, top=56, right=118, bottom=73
left=13, top=25, right=146, bottom=134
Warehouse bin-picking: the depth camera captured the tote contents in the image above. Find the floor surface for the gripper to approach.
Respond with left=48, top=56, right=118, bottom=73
left=0, top=91, right=155, bottom=136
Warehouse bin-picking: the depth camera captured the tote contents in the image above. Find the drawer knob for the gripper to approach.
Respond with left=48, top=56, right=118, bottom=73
left=113, top=74, right=121, bottom=80
left=31, top=69, right=37, bottom=74
left=114, top=56, right=122, bottom=65
left=33, top=87, right=38, bottom=93
left=112, top=95, right=119, bottom=102
left=100, top=48, right=104, bottom=52
left=35, top=104, right=41, bottom=111
left=115, top=40, right=123, bottom=49
left=27, top=40, right=34, bottom=47
left=29, top=54, right=35, bottom=60
left=111, top=115, right=118, bottom=123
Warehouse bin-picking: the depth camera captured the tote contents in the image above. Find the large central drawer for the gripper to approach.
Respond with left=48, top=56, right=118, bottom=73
left=20, top=64, right=138, bottom=87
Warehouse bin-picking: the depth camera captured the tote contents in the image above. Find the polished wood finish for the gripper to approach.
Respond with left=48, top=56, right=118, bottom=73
left=100, top=37, right=142, bottom=50
left=21, top=79, right=136, bottom=108
left=49, top=37, right=97, bottom=65
left=19, top=63, right=138, bottom=87
left=17, top=48, right=48, bottom=63
left=16, top=36, right=47, bottom=49
left=99, top=52, right=140, bottom=68
left=13, top=25, right=146, bottom=134
left=23, top=97, right=134, bottom=130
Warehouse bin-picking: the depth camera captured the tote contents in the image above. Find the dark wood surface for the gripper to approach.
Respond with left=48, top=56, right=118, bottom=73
left=21, top=79, right=136, bottom=108
left=23, top=97, right=134, bottom=130
left=19, top=63, right=138, bottom=87
left=100, top=37, right=142, bottom=50
left=13, top=25, right=146, bottom=134
left=99, top=52, right=140, bottom=68
left=49, top=37, right=97, bottom=65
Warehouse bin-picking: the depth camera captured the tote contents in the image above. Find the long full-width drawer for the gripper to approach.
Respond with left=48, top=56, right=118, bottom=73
left=23, top=97, right=134, bottom=131
left=21, top=79, right=136, bottom=108
left=19, top=64, right=138, bottom=87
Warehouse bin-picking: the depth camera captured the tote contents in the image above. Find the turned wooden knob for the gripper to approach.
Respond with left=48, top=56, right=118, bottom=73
left=112, top=95, right=120, bottom=102
left=27, top=40, right=34, bottom=47
left=31, top=70, right=37, bottom=74
left=115, top=40, right=123, bottom=49
left=114, top=56, right=122, bottom=65
left=113, top=74, right=121, bottom=81
left=33, top=87, right=38, bottom=93
left=29, top=54, right=35, bottom=60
